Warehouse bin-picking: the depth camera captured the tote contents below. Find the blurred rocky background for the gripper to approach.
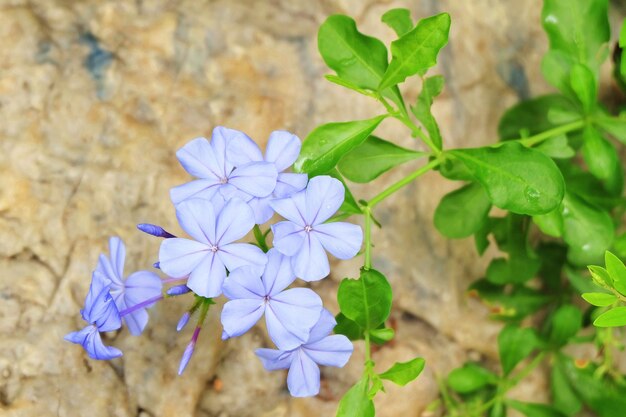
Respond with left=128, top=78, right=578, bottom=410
left=1, top=1, right=625, bottom=416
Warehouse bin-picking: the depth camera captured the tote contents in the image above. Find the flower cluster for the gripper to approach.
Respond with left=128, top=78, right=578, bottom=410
left=65, top=127, right=363, bottom=397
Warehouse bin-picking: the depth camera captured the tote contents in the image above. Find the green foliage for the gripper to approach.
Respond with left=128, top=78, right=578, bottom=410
left=338, top=136, right=424, bottom=183
left=381, top=8, right=413, bottom=37
left=379, top=358, right=425, bottom=386
left=336, top=377, right=375, bottom=417
left=434, top=182, right=491, bottom=238
left=507, top=400, right=567, bottom=417
left=337, top=268, right=392, bottom=330
left=412, top=75, right=444, bottom=150
left=447, top=363, right=497, bottom=394
left=498, top=325, right=540, bottom=375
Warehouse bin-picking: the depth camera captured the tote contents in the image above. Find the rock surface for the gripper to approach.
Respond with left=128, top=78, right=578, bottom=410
left=0, top=1, right=623, bottom=416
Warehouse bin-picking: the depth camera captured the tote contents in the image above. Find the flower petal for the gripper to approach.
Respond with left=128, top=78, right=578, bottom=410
left=274, top=173, right=308, bottom=198
left=255, top=348, right=294, bottom=371
left=306, top=308, right=337, bottom=344
left=270, top=192, right=307, bottom=226
left=187, top=251, right=226, bottom=298
left=67, top=325, right=123, bottom=360
left=304, top=335, right=353, bottom=367
left=159, top=238, right=210, bottom=278
left=291, top=233, right=330, bottom=281
left=305, top=176, right=344, bottom=225
left=287, top=350, right=320, bottom=397
left=210, top=126, right=240, bottom=176
left=266, top=288, right=322, bottom=350
left=247, top=196, right=274, bottom=224
left=229, top=162, right=278, bottom=198
left=222, top=266, right=265, bottom=300
left=225, top=130, right=263, bottom=166
left=170, top=179, right=221, bottom=205
left=124, top=271, right=162, bottom=308
left=263, top=248, right=296, bottom=296
left=217, top=243, right=267, bottom=273
left=314, top=222, right=363, bottom=260
left=175, top=199, right=217, bottom=245
left=108, top=237, right=126, bottom=280
left=271, top=221, right=305, bottom=257
left=215, top=198, right=255, bottom=245
left=265, top=131, right=302, bottom=171
left=221, top=298, right=265, bottom=338
left=121, top=308, right=149, bottom=337
left=176, top=137, right=222, bottom=179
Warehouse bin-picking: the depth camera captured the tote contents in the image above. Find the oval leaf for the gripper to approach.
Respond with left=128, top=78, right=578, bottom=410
left=593, top=307, right=626, bottom=327
left=507, top=399, right=567, bottom=417
left=295, top=115, right=386, bottom=176
left=447, top=363, right=497, bottom=394
left=381, top=9, right=413, bottom=37
left=338, top=136, right=424, bottom=183
left=448, top=142, right=565, bottom=215
left=498, top=325, right=540, bottom=375
left=379, top=357, right=425, bottom=386
left=582, top=292, right=617, bottom=307
left=337, top=268, right=392, bottom=329
left=336, top=377, right=375, bottom=417
left=434, top=182, right=491, bottom=239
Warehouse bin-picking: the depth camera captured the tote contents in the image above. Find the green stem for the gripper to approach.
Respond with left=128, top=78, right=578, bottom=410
left=253, top=225, right=269, bottom=252
left=369, top=159, right=441, bottom=208
left=364, top=207, right=372, bottom=270
left=197, top=297, right=212, bottom=327
left=499, top=119, right=586, bottom=147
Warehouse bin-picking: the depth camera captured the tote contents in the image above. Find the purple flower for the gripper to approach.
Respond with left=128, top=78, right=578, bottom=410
left=270, top=176, right=363, bottom=281
left=159, top=198, right=267, bottom=298
left=64, top=270, right=123, bottom=360
left=170, top=127, right=278, bottom=205
left=255, top=309, right=353, bottom=397
left=226, top=130, right=308, bottom=224
left=96, top=237, right=163, bottom=336
left=221, top=249, right=323, bottom=350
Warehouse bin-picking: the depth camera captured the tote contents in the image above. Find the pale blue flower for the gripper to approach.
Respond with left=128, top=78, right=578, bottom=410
left=270, top=176, right=363, bottom=281
left=255, top=309, right=353, bottom=397
left=159, top=198, right=267, bottom=298
left=221, top=248, right=322, bottom=350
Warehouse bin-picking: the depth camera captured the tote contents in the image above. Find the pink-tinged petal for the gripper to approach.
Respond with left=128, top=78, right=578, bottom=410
left=225, top=131, right=264, bottom=166
left=304, top=335, right=353, bottom=367
left=266, top=288, right=322, bottom=350
left=265, top=131, right=302, bottom=171
left=291, top=233, right=330, bottom=281
left=221, top=298, right=265, bottom=338
left=187, top=252, right=226, bottom=298
left=287, top=350, right=320, bottom=397
left=124, top=271, right=162, bottom=308
left=305, top=176, right=344, bottom=225
left=122, top=308, right=149, bottom=337
left=222, top=266, right=265, bottom=300
left=306, top=308, right=337, bottom=344
left=263, top=248, right=296, bottom=296
left=274, top=173, right=308, bottom=198
left=210, top=127, right=241, bottom=176
left=176, top=137, right=223, bottom=179
left=108, top=237, right=126, bottom=280
left=314, top=222, right=363, bottom=260
left=229, top=162, right=278, bottom=198
left=255, top=348, right=294, bottom=371
left=247, top=196, right=275, bottom=224
left=271, top=221, right=305, bottom=257
left=170, top=179, right=221, bottom=205
left=175, top=199, right=217, bottom=245
left=217, top=243, right=267, bottom=273
left=270, top=192, right=307, bottom=226
left=215, top=198, right=255, bottom=244
left=159, top=238, right=210, bottom=278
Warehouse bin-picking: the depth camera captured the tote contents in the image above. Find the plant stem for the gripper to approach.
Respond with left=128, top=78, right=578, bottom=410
left=369, top=159, right=441, bottom=208
left=364, top=207, right=372, bottom=270
left=494, top=119, right=586, bottom=148
left=253, top=224, right=269, bottom=252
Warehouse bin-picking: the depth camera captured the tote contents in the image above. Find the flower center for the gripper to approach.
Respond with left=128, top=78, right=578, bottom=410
left=209, top=244, right=219, bottom=253
left=219, top=177, right=228, bottom=184
left=304, top=225, right=313, bottom=233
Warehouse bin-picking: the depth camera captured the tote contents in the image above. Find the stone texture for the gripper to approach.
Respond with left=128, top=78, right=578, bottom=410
left=0, top=1, right=623, bottom=416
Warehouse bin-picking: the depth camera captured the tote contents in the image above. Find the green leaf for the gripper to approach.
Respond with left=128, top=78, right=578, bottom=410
left=551, top=357, right=582, bottom=416
left=533, top=206, right=564, bottom=238
left=595, top=116, right=626, bottom=146
left=379, top=357, right=425, bottom=386
left=541, top=51, right=577, bottom=96
left=614, top=233, right=626, bottom=259
left=337, top=268, right=392, bottom=330
left=561, top=192, right=614, bottom=266
left=447, top=363, right=497, bottom=394
left=605, top=251, right=626, bottom=295
left=498, top=325, right=540, bottom=375
left=318, top=15, right=405, bottom=109
left=334, top=312, right=364, bottom=341
left=582, top=292, right=618, bottom=307
left=336, top=377, right=375, bottom=417
left=379, top=13, right=451, bottom=90
left=594, top=307, right=626, bottom=327
left=326, top=169, right=362, bottom=215
left=541, top=0, right=610, bottom=69
left=470, top=280, right=551, bottom=320
left=381, top=8, right=413, bottom=37
left=324, top=74, right=371, bottom=95
left=535, top=135, right=575, bottom=159
left=448, top=142, right=565, bottom=215
left=434, top=182, right=491, bottom=239
left=570, top=63, right=597, bottom=112
left=338, top=136, right=424, bottom=183
left=369, top=327, right=395, bottom=343
left=548, top=305, right=582, bottom=346
left=582, top=127, right=623, bottom=195
left=295, top=115, right=386, bottom=176
left=507, top=400, right=567, bottom=417
left=588, top=265, right=614, bottom=289
left=412, top=75, right=444, bottom=149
